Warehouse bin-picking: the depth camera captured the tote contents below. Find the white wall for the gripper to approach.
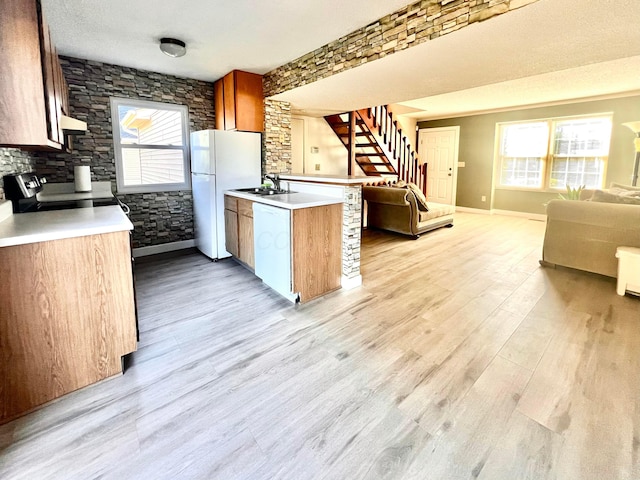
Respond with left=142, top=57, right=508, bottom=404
left=291, top=116, right=349, bottom=175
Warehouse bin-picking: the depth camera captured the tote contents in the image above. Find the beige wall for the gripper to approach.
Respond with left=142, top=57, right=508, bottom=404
left=291, top=116, right=349, bottom=175
left=418, top=95, right=640, bottom=214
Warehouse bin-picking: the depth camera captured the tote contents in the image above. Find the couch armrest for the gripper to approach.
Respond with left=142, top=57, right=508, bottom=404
left=363, top=186, right=411, bottom=206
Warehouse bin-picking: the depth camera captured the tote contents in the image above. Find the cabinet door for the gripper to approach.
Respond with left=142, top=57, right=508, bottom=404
left=40, top=17, right=61, bottom=145
left=214, top=79, right=225, bottom=130
left=223, top=72, right=236, bottom=131
left=234, top=71, right=264, bottom=132
left=238, top=213, right=255, bottom=269
left=224, top=209, right=239, bottom=258
left=0, top=0, right=49, bottom=147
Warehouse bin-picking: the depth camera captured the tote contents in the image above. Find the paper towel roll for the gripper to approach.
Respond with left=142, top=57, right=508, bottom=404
left=74, top=165, right=92, bottom=192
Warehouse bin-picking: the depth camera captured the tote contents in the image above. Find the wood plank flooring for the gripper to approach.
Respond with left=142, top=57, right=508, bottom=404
left=1, top=212, right=639, bottom=479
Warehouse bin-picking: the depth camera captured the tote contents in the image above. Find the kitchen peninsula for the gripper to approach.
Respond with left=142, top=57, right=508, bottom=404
left=224, top=190, right=343, bottom=303
left=0, top=202, right=137, bottom=424
left=280, top=174, right=371, bottom=289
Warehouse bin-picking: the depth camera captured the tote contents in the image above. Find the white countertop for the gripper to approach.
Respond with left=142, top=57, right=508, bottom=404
left=225, top=190, right=343, bottom=209
left=37, top=181, right=114, bottom=202
left=280, top=173, right=384, bottom=185
left=0, top=205, right=133, bottom=248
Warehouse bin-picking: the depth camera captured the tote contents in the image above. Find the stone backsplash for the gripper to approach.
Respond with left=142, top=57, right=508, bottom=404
left=0, top=56, right=215, bottom=248
left=263, top=0, right=539, bottom=97
left=0, top=150, right=36, bottom=199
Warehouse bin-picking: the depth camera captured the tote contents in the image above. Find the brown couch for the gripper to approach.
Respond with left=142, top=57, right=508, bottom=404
left=363, top=186, right=455, bottom=238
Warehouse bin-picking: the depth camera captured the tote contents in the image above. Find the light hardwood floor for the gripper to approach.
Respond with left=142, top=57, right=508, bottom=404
left=1, top=212, right=639, bottom=479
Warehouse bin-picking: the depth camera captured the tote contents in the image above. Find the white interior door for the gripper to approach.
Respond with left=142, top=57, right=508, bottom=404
left=418, top=127, right=460, bottom=205
left=291, top=117, right=305, bottom=174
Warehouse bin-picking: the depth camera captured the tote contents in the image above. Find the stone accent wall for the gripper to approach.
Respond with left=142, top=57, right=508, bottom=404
left=263, top=99, right=292, bottom=174
left=264, top=0, right=539, bottom=97
left=0, top=56, right=215, bottom=248
left=342, top=186, right=362, bottom=279
left=0, top=149, right=36, bottom=199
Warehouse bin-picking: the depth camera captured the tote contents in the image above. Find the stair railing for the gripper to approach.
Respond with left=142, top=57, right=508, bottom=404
left=367, top=106, right=425, bottom=195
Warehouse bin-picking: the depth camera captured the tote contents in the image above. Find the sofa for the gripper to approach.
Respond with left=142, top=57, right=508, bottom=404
left=363, top=185, right=455, bottom=238
left=541, top=185, right=640, bottom=277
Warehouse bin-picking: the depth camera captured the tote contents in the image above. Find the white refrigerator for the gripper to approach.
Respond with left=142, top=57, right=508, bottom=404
left=191, top=129, right=261, bottom=260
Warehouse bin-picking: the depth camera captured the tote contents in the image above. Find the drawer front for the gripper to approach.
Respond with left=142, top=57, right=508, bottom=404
left=224, top=195, right=237, bottom=212
left=237, top=198, right=254, bottom=218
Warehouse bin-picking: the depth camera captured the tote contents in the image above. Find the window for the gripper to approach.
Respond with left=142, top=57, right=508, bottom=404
left=111, top=98, right=190, bottom=193
left=497, top=115, right=612, bottom=190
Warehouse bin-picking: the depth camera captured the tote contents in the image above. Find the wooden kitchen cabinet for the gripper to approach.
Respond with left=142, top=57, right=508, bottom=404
left=0, top=0, right=70, bottom=150
left=224, top=195, right=255, bottom=268
left=237, top=198, right=255, bottom=269
left=0, top=231, right=137, bottom=423
left=214, top=70, right=264, bottom=132
left=292, top=204, right=342, bottom=302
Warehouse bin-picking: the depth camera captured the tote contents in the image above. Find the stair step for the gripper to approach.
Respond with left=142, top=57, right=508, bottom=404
left=357, top=162, right=393, bottom=166
left=356, top=143, right=378, bottom=148
left=356, top=153, right=386, bottom=157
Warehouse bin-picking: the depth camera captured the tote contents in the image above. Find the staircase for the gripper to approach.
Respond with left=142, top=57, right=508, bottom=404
left=324, top=106, right=426, bottom=192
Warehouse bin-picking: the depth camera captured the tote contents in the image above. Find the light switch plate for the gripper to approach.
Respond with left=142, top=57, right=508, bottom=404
left=458, top=161, right=466, bottom=167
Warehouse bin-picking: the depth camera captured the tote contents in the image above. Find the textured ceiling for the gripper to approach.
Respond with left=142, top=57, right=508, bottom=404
left=42, top=0, right=640, bottom=120
left=41, top=0, right=411, bottom=82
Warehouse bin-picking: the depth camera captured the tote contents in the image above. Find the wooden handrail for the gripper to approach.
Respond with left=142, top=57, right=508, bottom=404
left=354, top=105, right=425, bottom=194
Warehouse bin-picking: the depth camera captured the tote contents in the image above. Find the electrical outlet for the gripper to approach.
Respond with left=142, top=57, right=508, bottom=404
left=315, top=164, right=321, bottom=171
left=481, top=195, right=486, bottom=202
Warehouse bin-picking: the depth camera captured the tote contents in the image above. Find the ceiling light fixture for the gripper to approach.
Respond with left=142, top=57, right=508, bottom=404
left=159, top=38, right=186, bottom=58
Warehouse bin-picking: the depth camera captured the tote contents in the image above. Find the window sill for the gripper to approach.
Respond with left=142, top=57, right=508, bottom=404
left=116, top=184, right=191, bottom=195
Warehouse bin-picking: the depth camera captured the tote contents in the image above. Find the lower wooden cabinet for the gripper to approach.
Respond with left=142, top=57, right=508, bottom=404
left=224, top=208, right=239, bottom=257
left=237, top=198, right=255, bottom=268
left=0, top=231, right=137, bottom=423
left=224, top=195, right=254, bottom=268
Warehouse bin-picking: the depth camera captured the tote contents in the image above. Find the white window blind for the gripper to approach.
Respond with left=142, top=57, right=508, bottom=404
left=111, top=98, right=190, bottom=194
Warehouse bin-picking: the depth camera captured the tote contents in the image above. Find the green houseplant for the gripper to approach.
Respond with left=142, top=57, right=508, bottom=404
left=558, top=184, right=585, bottom=200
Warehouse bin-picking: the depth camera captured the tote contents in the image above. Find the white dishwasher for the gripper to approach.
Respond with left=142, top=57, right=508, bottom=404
left=253, top=203, right=299, bottom=302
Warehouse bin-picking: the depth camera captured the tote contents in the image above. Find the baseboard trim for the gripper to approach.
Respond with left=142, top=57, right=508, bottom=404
left=455, top=206, right=546, bottom=221
left=133, top=239, right=196, bottom=258
left=342, top=274, right=363, bottom=290
left=491, top=209, right=547, bottom=221
left=455, top=206, right=491, bottom=215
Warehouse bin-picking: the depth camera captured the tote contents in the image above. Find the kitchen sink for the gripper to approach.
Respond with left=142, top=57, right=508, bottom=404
left=234, top=187, right=295, bottom=196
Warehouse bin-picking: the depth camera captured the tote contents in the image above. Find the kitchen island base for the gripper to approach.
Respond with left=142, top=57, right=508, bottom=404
left=0, top=230, right=137, bottom=424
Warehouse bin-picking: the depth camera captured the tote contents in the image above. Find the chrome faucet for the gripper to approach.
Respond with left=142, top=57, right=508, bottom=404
left=263, top=173, right=281, bottom=190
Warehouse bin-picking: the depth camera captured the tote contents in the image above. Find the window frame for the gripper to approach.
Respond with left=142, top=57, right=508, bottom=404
left=110, top=97, right=191, bottom=194
left=495, top=113, right=612, bottom=192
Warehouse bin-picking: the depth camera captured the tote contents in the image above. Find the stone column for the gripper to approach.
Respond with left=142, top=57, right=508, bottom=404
left=341, top=185, right=362, bottom=288
left=263, top=99, right=292, bottom=175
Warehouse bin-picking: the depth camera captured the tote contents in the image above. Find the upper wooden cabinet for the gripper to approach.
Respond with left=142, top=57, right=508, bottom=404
left=214, top=70, right=264, bottom=133
left=0, top=0, right=70, bottom=150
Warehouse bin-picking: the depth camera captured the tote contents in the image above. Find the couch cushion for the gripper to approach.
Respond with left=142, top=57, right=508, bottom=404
left=418, top=202, right=455, bottom=221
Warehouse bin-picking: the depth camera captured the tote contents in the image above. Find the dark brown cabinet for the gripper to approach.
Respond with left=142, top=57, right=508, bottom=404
left=0, top=0, right=71, bottom=150
left=214, top=70, right=264, bottom=133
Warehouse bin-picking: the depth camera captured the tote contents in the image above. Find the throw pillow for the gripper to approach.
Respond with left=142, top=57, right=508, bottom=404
left=610, top=182, right=640, bottom=192
left=395, top=180, right=407, bottom=188
left=407, top=182, right=429, bottom=212
left=592, top=189, right=640, bottom=205
left=609, top=187, right=640, bottom=198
